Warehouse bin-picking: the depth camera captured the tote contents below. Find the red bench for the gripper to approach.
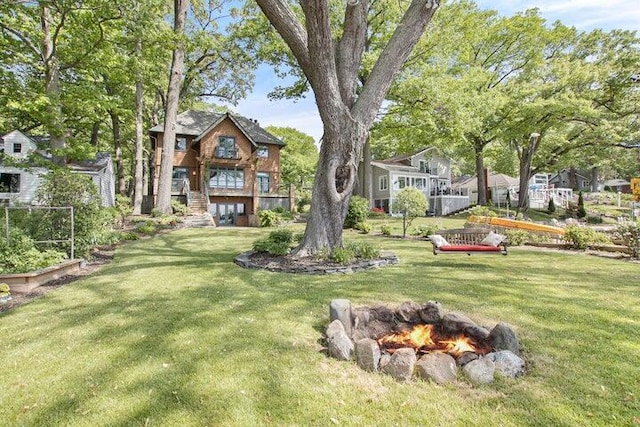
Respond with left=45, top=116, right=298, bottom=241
left=429, top=228, right=508, bottom=256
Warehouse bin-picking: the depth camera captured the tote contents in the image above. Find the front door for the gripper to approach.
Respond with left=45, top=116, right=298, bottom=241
left=217, top=203, right=236, bottom=226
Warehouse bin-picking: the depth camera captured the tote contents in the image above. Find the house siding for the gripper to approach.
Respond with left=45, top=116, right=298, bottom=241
left=150, top=113, right=286, bottom=226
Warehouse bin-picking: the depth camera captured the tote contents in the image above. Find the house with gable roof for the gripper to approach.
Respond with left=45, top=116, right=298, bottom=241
left=0, top=130, right=115, bottom=207
left=359, top=146, right=469, bottom=216
left=149, top=110, right=288, bottom=226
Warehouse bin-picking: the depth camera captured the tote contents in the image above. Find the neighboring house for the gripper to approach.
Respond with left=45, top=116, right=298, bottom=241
left=603, top=179, right=631, bottom=193
left=452, top=172, right=519, bottom=207
left=549, top=169, right=591, bottom=191
left=0, top=130, right=116, bottom=207
left=361, top=147, right=469, bottom=216
left=148, top=111, right=287, bottom=226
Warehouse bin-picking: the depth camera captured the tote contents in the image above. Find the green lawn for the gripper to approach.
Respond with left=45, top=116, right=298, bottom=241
left=1, top=226, right=639, bottom=426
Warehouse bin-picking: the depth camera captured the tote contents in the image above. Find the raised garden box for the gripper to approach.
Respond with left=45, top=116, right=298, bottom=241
left=1, top=259, right=86, bottom=294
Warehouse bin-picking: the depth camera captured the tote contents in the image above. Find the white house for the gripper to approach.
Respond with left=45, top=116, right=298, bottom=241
left=366, top=147, right=469, bottom=216
left=0, top=130, right=115, bottom=207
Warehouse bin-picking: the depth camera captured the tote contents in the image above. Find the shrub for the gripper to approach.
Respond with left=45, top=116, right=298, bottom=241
left=563, top=225, right=611, bottom=250
left=469, top=205, right=497, bottom=217
left=548, top=198, right=556, bottom=214
left=345, top=196, right=369, bottom=229
left=136, top=221, right=157, bottom=235
left=331, top=246, right=355, bottom=265
left=614, top=221, right=640, bottom=258
left=411, top=224, right=440, bottom=238
left=155, top=215, right=181, bottom=227
left=0, top=229, right=67, bottom=274
left=171, top=200, right=189, bottom=216
left=577, top=192, right=587, bottom=218
left=33, top=168, right=104, bottom=258
left=380, top=224, right=392, bottom=236
left=150, top=208, right=163, bottom=218
left=121, top=232, right=140, bottom=241
left=296, top=189, right=312, bottom=213
left=347, top=241, right=380, bottom=260
left=505, top=229, right=531, bottom=246
left=586, top=215, right=603, bottom=224
left=252, top=228, right=295, bottom=256
left=355, top=221, right=372, bottom=234
left=258, top=210, right=279, bottom=227
left=368, top=207, right=386, bottom=218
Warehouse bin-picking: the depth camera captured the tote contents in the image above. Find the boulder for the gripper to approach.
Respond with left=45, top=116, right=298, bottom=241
left=489, top=323, right=520, bottom=355
left=329, top=299, right=353, bottom=336
left=463, top=357, right=495, bottom=385
left=381, top=348, right=417, bottom=382
left=355, top=338, right=381, bottom=372
left=487, top=350, right=525, bottom=378
left=416, top=353, right=458, bottom=384
left=396, top=301, right=423, bottom=323
left=419, top=301, right=444, bottom=324
left=326, top=320, right=354, bottom=361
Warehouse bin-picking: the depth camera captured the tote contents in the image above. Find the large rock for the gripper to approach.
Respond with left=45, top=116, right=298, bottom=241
left=441, top=312, right=478, bottom=335
left=329, top=299, right=353, bottom=336
left=381, top=348, right=417, bottom=382
left=419, top=301, right=444, bottom=324
left=355, top=338, right=381, bottom=372
left=463, top=357, right=495, bottom=385
left=487, top=350, right=525, bottom=378
left=415, top=353, right=458, bottom=384
left=396, top=301, right=423, bottom=323
left=326, top=319, right=354, bottom=361
left=489, top=322, right=520, bottom=355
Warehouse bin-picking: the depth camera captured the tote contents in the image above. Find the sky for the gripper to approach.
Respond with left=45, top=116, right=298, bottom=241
left=224, top=1, right=640, bottom=144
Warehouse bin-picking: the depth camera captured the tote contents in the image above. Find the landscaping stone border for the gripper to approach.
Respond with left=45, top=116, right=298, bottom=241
left=235, top=251, right=399, bottom=274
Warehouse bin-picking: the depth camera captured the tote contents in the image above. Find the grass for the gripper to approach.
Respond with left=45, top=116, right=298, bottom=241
left=1, top=226, right=639, bottom=426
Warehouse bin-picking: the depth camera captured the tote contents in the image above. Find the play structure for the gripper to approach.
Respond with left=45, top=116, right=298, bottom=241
left=468, top=215, right=565, bottom=237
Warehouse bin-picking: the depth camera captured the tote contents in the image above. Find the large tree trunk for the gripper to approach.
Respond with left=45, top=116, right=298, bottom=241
left=156, top=0, right=189, bottom=214
left=256, top=0, right=439, bottom=255
left=294, top=119, right=367, bottom=257
left=110, top=110, right=127, bottom=195
left=132, top=37, right=145, bottom=215
left=474, top=143, right=487, bottom=206
left=515, top=133, right=541, bottom=213
left=41, top=4, right=66, bottom=165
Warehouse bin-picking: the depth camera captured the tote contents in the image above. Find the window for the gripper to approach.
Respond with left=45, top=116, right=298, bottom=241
left=419, top=160, right=427, bottom=173
left=13, top=143, right=21, bottom=154
left=237, top=203, right=246, bottom=216
left=0, top=173, right=20, bottom=193
left=398, top=177, right=406, bottom=189
left=379, top=175, right=388, bottom=191
left=216, top=136, right=238, bottom=159
left=257, top=145, right=268, bottom=158
left=257, top=172, right=270, bottom=193
left=172, top=167, right=188, bottom=179
left=209, top=167, right=244, bottom=189
left=175, top=136, right=187, bottom=151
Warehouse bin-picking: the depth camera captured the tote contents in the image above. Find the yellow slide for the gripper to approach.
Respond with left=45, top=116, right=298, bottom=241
left=468, top=216, right=565, bottom=236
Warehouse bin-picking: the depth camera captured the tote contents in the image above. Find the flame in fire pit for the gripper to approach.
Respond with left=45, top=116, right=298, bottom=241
left=377, top=324, right=491, bottom=357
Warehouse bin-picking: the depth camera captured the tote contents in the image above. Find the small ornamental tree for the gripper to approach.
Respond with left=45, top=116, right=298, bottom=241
left=394, top=187, right=428, bottom=237
left=577, top=191, right=587, bottom=218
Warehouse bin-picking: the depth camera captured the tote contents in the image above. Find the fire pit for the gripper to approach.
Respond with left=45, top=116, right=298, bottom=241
left=325, top=299, right=525, bottom=384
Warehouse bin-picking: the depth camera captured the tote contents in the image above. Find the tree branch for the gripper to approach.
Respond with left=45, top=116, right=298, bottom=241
left=254, top=0, right=311, bottom=72
left=353, top=0, right=440, bottom=126
left=336, top=0, right=368, bottom=107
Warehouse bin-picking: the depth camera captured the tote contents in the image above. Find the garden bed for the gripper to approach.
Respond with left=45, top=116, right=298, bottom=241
left=1, top=259, right=86, bottom=294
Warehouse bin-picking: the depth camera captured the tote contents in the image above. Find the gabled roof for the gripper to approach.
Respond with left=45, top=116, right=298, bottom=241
left=379, top=146, right=440, bottom=166
left=68, top=153, right=112, bottom=172
left=452, top=172, right=519, bottom=190
left=149, top=110, right=284, bottom=146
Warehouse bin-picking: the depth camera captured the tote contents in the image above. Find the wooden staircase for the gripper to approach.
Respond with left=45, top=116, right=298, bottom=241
left=183, top=191, right=215, bottom=227
left=188, top=191, right=208, bottom=215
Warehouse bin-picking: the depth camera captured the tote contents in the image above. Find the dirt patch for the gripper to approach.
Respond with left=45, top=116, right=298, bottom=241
left=0, top=245, right=115, bottom=314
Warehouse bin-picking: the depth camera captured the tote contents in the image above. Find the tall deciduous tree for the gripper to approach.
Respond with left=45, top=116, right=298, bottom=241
left=255, top=0, right=440, bottom=256
left=156, top=0, right=189, bottom=215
